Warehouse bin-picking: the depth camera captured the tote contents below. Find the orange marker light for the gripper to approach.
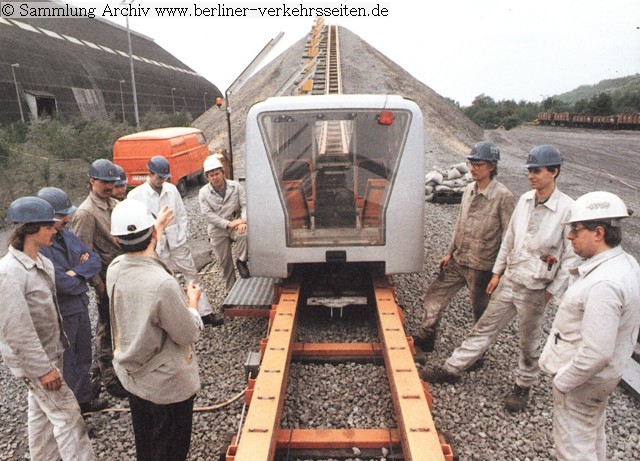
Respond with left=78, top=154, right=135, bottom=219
left=378, top=110, right=394, bottom=125
left=216, top=97, right=223, bottom=108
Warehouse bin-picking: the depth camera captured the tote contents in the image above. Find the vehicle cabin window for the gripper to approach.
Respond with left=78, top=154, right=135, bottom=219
left=258, top=109, right=411, bottom=247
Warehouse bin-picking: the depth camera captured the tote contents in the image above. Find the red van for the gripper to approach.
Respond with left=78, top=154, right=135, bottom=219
left=113, top=127, right=210, bottom=196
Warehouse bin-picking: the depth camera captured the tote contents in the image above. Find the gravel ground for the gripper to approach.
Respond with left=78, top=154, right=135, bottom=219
left=2, top=127, right=640, bottom=461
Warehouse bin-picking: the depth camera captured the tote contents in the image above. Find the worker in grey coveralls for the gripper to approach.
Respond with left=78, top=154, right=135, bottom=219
left=0, top=196, right=95, bottom=460
left=107, top=199, right=203, bottom=461
left=71, top=158, right=127, bottom=398
left=415, top=141, right=515, bottom=353
left=128, top=156, right=222, bottom=326
left=539, top=191, right=640, bottom=461
left=422, top=145, right=579, bottom=412
left=198, top=155, right=250, bottom=292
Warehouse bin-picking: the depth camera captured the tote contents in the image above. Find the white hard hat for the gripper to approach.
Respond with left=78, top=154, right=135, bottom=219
left=111, top=199, right=157, bottom=242
left=203, top=155, right=223, bottom=173
left=565, top=191, right=629, bottom=225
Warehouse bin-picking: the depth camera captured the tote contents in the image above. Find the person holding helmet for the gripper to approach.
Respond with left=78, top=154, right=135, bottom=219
left=199, top=155, right=250, bottom=292
left=107, top=199, right=203, bottom=461
left=71, top=158, right=127, bottom=398
left=128, top=156, right=221, bottom=326
left=423, top=145, right=579, bottom=412
left=540, top=191, right=640, bottom=461
left=0, top=196, right=95, bottom=460
left=112, top=164, right=128, bottom=201
left=38, top=187, right=109, bottom=414
left=415, top=141, right=515, bottom=352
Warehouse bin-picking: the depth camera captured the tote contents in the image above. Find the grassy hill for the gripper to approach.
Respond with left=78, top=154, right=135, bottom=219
left=555, top=74, right=640, bottom=105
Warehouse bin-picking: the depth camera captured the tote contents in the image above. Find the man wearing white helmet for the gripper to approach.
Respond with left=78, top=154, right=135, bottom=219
left=107, top=199, right=203, bottom=461
left=423, top=145, right=579, bottom=412
left=199, top=155, right=250, bottom=292
left=539, top=191, right=640, bottom=461
left=0, top=196, right=95, bottom=460
left=128, top=156, right=222, bottom=326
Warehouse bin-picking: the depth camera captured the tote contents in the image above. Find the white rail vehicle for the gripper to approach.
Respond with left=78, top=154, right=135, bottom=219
left=246, top=94, right=425, bottom=278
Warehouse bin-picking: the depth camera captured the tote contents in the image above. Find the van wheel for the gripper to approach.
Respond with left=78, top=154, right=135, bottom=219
left=197, top=170, right=207, bottom=185
left=177, top=178, right=188, bottom=197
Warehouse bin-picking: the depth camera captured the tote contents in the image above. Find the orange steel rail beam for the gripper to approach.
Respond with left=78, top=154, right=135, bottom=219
left=231, top=281, right=301, bottom=461
left=373, top=277, right=450, bottom=461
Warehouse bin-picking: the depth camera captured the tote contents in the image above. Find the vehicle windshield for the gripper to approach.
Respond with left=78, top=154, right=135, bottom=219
left=258, top=108, right=412, bottom=247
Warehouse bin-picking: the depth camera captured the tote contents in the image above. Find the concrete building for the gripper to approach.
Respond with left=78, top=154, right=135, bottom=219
left=0, top=0, right=221, bottom=125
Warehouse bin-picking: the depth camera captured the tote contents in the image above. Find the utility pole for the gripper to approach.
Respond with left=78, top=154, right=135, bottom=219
left=119, top=80, right=126, bottom=122
left=124, top=2, right=140, bottom=129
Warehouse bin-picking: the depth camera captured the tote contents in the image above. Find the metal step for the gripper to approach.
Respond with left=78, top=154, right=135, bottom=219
left=222, top=276, right=279, bottom=307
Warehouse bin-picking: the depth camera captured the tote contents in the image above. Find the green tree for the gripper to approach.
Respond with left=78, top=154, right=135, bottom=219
left=587, top=92, right=614, bottom=115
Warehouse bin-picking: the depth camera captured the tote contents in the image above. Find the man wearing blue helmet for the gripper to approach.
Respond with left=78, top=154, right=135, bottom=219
left=128, top=155, right=222, bottom=326
left=423, top=145, right=579, bottom=412
left=416, top=141, right=515, bottom=353
left=72, top=158, right=127, bottom=398
left=0, top=197, right=95, bottom=459
left=38, top=187, right=109, bottom=414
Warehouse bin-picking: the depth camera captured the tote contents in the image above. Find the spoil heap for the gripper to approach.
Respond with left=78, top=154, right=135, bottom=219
left=193, top=26, right=483, bottom=176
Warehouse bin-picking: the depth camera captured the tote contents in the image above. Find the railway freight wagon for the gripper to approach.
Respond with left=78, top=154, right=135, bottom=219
left=537, top=112, right=640, bottom=130
left=246, top=94, right=425, bottom=278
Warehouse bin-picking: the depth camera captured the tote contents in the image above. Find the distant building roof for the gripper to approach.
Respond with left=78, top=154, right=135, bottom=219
left=0, top=0, right=221, bottom=124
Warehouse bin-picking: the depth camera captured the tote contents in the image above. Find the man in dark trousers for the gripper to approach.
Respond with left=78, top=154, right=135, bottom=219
left=39, top=187, right=109, bottom=413
left=72, top=159, right=127, bottom=398
left=108, top=199, right=203, bottom=461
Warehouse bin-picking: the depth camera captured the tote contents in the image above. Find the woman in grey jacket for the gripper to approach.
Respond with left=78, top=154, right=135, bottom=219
left=107, top=199, right=203, bottom=461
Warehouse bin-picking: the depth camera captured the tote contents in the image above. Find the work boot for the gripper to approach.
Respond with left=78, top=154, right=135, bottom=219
left=504, top=384, right=530, bottom=412
left=419, top=365, right=461, bottom=384
left=104, top=377, right=128, bottom=399
left=201, top=313, right=224, bottom=327
left=414, top=331, right=437, bottom=353
left=80, top=398, right=110, bottom=414
left=236, top=259, right=250, bottom=279
left=89, top=364, right=102, bottom=401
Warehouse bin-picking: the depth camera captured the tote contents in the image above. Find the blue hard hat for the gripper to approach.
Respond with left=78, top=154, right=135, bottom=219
left=467, top=141, right=500, bottom=162
left=6, top=196, right=59, bottom=223
left=524, top=145, right=563, bottom=168
left=114, top=165, right=128, bottom=187
left=147, top=156, right=171, bottom=179
left=88, top=159, right=120, bottom=182
left=37, top=187, right=76, bottom=215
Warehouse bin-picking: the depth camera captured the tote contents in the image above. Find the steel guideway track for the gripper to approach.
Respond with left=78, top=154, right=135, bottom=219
left=225, top=276, right=453, bottom=461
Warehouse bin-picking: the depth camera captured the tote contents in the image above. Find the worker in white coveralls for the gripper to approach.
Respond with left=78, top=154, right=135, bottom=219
left=198, top=155, right=250, bottom=292
left=128, top=155, right=222, bottom=326
left=539, top=191, right=640, bottom=461
left=422, top=145, right=579, bottom=412
left=0, top=196, right=95, bottom=460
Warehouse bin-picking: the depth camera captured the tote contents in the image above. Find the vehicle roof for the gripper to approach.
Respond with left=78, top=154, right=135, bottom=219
left=117, top=127, right=202, bottom=141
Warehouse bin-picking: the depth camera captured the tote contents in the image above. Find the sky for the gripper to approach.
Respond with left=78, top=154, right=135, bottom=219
left=69, top=0, right=640, bottom=106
